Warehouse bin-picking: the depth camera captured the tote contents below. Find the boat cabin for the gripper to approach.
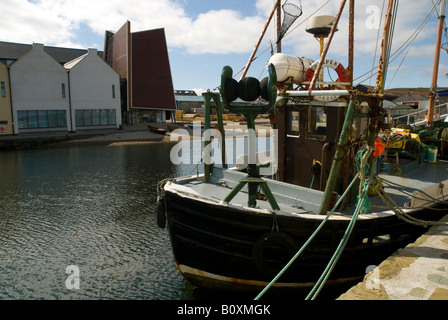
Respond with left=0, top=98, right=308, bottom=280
left=276, top=101, right=348, bottom=191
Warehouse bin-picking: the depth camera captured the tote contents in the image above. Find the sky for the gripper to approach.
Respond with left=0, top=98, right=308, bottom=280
left=1, top=0, right=448, bottom=94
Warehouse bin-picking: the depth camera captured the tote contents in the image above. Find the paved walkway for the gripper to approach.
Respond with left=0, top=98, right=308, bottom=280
left=0, top=124, right=168, bottom=150
left=338, top=215, right=448, bottom=300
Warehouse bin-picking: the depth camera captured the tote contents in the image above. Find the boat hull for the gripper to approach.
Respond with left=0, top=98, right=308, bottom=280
left=163, top=188, right=431, bottom=293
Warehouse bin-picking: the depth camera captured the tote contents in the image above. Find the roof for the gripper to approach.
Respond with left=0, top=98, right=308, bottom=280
left=0, top=41, right=103, bottom=64
left=175, top=95, right=249, bottom=104
left=64, top=53, right=88, bottom=69
left=175, top=95, right=206, bottom=103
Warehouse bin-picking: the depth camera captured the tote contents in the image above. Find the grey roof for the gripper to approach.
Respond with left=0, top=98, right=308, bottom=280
left=0, top=41, right=103, bottom=64
left=175, top=95, right=248, bottom=104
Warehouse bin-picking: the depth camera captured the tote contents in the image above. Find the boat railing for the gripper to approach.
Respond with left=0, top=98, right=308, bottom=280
left=392, top=102, right=448, bottom=126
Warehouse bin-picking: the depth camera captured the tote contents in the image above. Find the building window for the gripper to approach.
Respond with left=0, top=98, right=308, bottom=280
left=1, top=81, right=6, bottom=97
left=112, top=85, right=116, bottom=99
left=61, top=83, right=66, bottom=98
left=75, top=109, right=116, bottom=127
left=18, top=110, right=67, bottom=129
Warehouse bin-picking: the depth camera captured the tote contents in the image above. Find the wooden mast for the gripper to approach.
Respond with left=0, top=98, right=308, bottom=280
left=375, top=0, right=395, bottom=94
left=240, top=0, right=281, bottom=80
left=276, top=0, right=282, bottom=53
left=427, top=0, right=446, bottom=127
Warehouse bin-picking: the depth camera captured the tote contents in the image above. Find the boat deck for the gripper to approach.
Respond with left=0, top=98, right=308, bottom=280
left=372, top=159, right=448, bottom=210
left=170, top=159, right=448, bottom=218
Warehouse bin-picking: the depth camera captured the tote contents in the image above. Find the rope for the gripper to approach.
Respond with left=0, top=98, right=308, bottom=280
left=306, top=180, right=371, bottom=300
left=157, top=178, right=176, bottom=199
left=380, top=177, right=448, bottom=206
left=254, top=146, right=373, bottom=300
left=371, top=177, right=448, bottom=227
left=373, top=184, right=448, bottom=227
left=254, top=170, right=362, bottom=300
left=304, top=147, right=374, bottom=300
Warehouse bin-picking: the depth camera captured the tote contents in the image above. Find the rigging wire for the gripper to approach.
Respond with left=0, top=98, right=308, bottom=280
left=233, top=0, right=331, bottom=80
left=382, top=0, right=399, bottom=89
left=355, top=1, right=441, bottom=85
left=369, top=0, right=386, bottom=86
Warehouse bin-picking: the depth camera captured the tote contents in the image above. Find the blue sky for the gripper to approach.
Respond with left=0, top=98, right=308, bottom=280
left=2, top=0, right=447, bottom=93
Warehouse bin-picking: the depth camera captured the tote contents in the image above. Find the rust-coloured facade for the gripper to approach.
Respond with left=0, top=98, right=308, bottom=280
left=104, top=22, right=175, bottom=117
left=132, top=29, right=175, bottom=111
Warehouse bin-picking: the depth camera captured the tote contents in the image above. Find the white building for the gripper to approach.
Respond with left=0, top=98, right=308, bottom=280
left=10, top=43, right=70, bottom=133
left=64, top=48, right=122, bottom=131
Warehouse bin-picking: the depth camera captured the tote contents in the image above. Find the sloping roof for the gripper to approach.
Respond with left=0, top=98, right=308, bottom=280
left=64, top=53, right=88, bottom=69
left=0, top=41, right=103, bottom=64
left=175, top=95, right=248, bottom=104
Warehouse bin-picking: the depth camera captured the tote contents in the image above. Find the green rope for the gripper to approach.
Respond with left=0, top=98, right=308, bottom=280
left=254, top=170, right=362, bottom=300
left=305, top=180, right=371, bottom=300
left=254, top=146, right=373, bottom=300
left=310, top=174, right=316, bottom=189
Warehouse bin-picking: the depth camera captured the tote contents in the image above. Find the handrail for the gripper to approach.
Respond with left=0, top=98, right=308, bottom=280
left=391, top=102, right=448, bottom=126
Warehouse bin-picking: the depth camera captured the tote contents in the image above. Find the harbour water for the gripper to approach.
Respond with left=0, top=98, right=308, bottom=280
left=0, top=142, right=198, bottom=300
left=0, top=136, right=274, bottom=300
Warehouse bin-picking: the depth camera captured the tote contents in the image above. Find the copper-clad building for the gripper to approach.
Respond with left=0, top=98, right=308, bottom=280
left=104, top=21, right=176, bottom=123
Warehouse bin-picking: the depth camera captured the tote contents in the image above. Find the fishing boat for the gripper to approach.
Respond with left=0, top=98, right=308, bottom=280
left=156, top=0, right=448, bottom=298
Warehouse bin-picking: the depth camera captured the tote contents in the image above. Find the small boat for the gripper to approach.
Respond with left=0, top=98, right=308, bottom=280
left=167, top=123, right=185, bottom=132
left=148, top=124, right=167, bottom=135
left=157, top=0, right=448, bottom=298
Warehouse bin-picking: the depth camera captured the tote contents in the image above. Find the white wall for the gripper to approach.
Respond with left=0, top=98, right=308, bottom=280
left=10, top=43, right=70, bottom=133
left=67, top=49, right=122, bottom=130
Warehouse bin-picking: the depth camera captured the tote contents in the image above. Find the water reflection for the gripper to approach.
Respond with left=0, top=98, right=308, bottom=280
left=0, top=143, right=189, bottom=300
left=0, top=136, right=273, bottom=300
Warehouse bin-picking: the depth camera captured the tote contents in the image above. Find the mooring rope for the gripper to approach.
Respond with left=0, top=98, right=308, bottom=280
left=254, top=146, right=373, bottom=300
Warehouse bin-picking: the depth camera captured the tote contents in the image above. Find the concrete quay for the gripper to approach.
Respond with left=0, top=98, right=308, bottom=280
left=338, top=214, right=448, bottom=300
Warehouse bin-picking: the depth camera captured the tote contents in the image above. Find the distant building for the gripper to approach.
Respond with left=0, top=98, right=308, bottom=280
left=64, top=48, right=122, bottom=131
left=0, top=62, right=13, bottom=135
left=10, top=43, right=71, bottom=134
left=2, top=41, right=121, bottom=134
left=103, top=21, right=176, bottom=124
left=0, top=40, right=103, bottom=66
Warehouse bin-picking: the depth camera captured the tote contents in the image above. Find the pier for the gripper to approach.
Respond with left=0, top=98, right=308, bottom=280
left=338, top=214, right=448, bottom=300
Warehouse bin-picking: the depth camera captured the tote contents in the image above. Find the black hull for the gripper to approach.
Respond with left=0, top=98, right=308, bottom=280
left=163, top=189, right=433, bottom=293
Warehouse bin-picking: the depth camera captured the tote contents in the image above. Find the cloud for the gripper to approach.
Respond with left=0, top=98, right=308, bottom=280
left=0, top=0, right=76, bottom=45
left=1, top=0, right=444, bottom=89
left=0, top=0, right=269, bottom=54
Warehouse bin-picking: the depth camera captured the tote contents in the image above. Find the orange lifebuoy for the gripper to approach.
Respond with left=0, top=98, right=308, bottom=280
left=304, top=58, right=349, bottom=102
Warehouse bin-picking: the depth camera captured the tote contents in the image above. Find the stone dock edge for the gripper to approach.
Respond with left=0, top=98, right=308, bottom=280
left=338, top=214, right=448, bottom=300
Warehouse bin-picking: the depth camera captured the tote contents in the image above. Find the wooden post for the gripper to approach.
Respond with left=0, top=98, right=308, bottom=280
left=427, top=0, right=446, bottom=127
